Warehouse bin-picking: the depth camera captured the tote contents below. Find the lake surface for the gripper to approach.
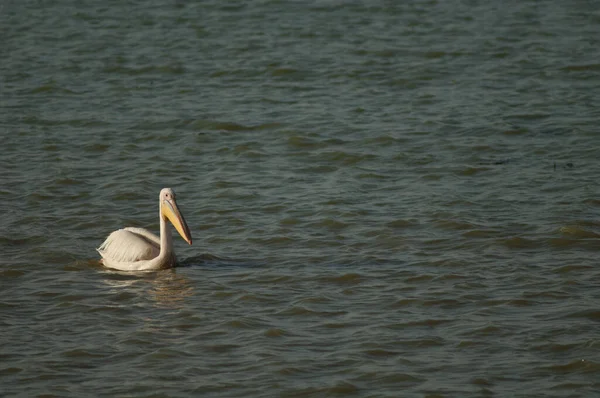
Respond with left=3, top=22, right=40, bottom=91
left=2, top=0, right=600, bottom=396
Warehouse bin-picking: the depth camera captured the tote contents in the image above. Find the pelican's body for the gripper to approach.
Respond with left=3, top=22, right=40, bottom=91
left=97, top=188, right=192, bottom=271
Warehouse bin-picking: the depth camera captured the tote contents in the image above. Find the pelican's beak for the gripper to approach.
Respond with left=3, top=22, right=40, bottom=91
left=162, top=198, right=193, bottom=245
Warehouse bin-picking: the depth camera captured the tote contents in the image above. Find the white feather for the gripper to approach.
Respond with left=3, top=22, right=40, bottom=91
left=97, top=228, right=160, bottom=263
left=122, top=227, right=161, bottom=247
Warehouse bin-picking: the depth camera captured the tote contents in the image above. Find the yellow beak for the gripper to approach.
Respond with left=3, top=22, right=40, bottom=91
left=161, top=199, right=193, bottom=245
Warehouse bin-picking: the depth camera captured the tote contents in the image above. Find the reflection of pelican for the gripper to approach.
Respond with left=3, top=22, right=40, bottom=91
left=101, top=270, right=194, bottom=309
left=150, top=270, right=195, bottom=308
left=97, top=188, right=192, bottom=271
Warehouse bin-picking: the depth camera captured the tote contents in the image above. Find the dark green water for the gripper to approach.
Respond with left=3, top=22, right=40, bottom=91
left=2, top=1, right=600, bottom=396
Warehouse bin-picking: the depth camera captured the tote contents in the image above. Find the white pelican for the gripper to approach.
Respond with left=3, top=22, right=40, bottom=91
left=97, top=188, right=192, bottom=271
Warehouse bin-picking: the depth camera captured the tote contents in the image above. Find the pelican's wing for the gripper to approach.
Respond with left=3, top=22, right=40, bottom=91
left=97, top=228, right=160, bottom=263
left=123, top=227, right=160, bottom=246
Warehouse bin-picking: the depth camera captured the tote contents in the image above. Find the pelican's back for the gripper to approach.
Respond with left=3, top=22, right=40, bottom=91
left=97, top=228, right=161, bottom=270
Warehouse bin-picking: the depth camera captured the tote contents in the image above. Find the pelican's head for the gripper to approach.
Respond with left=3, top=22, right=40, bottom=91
left=160, top=188, right=193, bottom=245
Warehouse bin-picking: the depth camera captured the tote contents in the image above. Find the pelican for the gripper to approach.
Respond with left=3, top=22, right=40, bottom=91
left=97, top=188, right=192, bottom=271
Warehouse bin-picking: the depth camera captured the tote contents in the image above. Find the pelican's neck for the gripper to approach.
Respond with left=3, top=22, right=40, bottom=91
left=158, top=207, right=173, bottom=259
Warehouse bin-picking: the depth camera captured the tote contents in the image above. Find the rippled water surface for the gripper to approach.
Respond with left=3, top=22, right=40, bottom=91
left=2, top=0, right=600, bottom=396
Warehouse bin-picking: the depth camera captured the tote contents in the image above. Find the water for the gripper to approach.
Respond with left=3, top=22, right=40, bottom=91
left=2, top=0, right=600, bottom=396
